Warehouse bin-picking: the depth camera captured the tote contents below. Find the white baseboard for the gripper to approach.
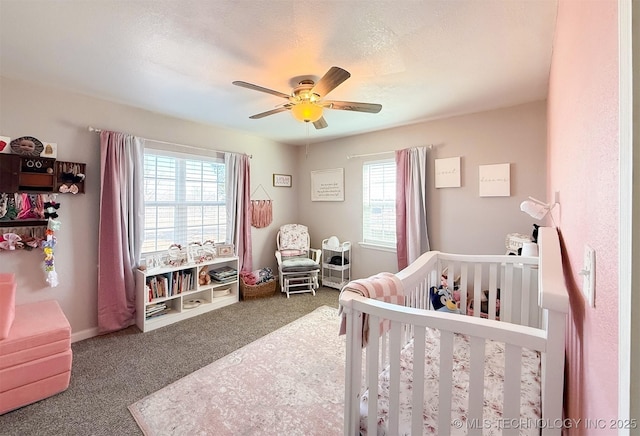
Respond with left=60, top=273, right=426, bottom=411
left=71, top=327, right=99, bottom=343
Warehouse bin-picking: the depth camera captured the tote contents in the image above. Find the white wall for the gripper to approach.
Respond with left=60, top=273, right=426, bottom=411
left=0, top=76, right=298, bottom=340
left=297, top=101, right=547, bottom=279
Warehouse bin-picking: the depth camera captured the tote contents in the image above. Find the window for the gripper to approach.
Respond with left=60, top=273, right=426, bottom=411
left=142, top=149, right=226, bottom=254
left=362, top=159, right=396, bottom=248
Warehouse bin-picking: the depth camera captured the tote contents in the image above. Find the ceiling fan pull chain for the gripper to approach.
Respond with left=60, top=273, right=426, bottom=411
left=305, top=123, right=310, bottom=158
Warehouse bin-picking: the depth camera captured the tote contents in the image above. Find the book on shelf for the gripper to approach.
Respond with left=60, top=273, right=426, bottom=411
left=209, top=266, right=237, bottom=282
left=211, top=276, right=236, bottom=284
left=145, top=308, right=171, bottom=319
left=145, top=302, right=170, bottom=319
left=145, top=302, right=167, bottom=312
left=146, top=270, right=196, bottom=301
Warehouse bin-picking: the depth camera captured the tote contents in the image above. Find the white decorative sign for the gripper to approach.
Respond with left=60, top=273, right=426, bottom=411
left=434, top=157, right=461, bottom=188
left=479, top=163, right=511, bottom=197
left=311, top=168, right=344, bottom=202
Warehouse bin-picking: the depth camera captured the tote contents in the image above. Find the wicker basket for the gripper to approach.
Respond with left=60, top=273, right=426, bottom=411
left=240, top=278, right=277, bottom=300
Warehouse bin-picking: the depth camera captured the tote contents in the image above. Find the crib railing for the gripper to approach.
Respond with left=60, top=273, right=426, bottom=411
left=398, top=251, right=541, bottom=328
left=341, top=227, right=569, bottom=436
left=346, top=251, right=543, bottom=389
left=345, top=301, right=548, bottom=435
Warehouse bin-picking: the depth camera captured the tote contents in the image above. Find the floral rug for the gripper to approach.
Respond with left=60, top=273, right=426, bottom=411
left=128, top=306, right=345, bottom=435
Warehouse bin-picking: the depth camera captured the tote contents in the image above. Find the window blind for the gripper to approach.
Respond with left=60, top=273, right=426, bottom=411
left=142, top=149, right=226, bottom=254
left=362, top=159, right=396, bottom=247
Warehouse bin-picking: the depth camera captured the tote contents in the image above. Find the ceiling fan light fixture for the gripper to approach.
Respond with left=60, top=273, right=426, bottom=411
left=233, top=66, right=381, bottom=128
left=291, top=101, right=323, bottom=123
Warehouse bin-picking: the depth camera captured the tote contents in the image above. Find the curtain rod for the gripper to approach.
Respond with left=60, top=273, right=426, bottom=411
left=346, top=144, right=434, bottom=160
left=88, top=127, right=252, bottom=158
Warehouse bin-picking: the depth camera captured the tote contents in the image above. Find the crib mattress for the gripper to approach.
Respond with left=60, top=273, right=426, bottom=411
left=360, top=328, right=541, bottom=435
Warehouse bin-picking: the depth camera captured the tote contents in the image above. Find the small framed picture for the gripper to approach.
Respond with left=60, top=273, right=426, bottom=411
left=0, top=136, right=11, bottom=154
left=40, top=142, right=57, bottom=159
left=273, top=174, right=292, bottom=187
left=216, top=244, right=235, bottom=257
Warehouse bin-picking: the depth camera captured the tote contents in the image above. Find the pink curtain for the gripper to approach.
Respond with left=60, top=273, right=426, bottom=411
left=98, top=131, right=144, bottom=334
left=395, top=147, right=430, bottom=270
left=225, top=153, right=252, bottom=273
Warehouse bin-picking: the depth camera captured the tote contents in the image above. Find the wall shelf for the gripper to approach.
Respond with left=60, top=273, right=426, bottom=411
left=0, top=155, right=86, bottom=195
left=0, top=219, right=48, bottom=229
left=0, top=154, right=56, bottom=193
left=55, top=161, right=85, bottom=194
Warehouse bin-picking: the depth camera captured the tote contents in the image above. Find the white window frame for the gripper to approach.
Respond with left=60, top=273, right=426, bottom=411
left=361, top=158, right=396, bottom=251
left=142, top=148, right=226, bottom=255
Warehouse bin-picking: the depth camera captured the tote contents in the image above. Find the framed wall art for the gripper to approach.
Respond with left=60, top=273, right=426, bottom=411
left=311, top=168, right=344, bottom=202
left=479, top=163, right=511, bottom=197
left=273, top=174, right=292, bottom=187
left=434, top=156, right=461, bottom=188
left=216, top=243, right=235, bottom=257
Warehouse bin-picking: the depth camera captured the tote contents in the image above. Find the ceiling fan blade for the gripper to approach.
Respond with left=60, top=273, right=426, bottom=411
left=232, top=81, right=290, bottom=99
left=249, top=105, right=292, bottom=119
left=313, top=117, right=328, bottom=130
left=323, top=100, right=382, bottom=114
left=310, top=66, right=351, bottom=97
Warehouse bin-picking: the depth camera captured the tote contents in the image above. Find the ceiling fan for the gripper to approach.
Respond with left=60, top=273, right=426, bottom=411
left=232, top=66, right=382, bottom=130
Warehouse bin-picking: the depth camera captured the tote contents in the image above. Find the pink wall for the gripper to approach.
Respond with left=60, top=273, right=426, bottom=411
left=548, top=0, right=619, bottom=431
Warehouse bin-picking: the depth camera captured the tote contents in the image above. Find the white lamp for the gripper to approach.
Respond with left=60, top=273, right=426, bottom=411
left=520, top=196, right=558, bottom=226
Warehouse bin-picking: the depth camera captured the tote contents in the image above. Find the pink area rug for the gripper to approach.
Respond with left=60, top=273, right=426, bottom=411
left=128, top=306, right=345, bottom=435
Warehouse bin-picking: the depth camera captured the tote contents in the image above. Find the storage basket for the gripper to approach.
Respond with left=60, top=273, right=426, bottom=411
left=240, top=278, right=277, bottom=300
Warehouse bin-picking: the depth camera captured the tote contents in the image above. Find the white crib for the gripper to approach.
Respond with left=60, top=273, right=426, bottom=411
left=339, top=227, right=568, bottom=435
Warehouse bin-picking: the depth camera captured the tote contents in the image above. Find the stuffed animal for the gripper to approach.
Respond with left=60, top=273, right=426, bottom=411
left=467, top=289, right=501, bottom=319
left=198, top=267, right=211, bottom=286
left=532, top=224, right=540, bottom=243
left=430, top=286, right=460, bottom=313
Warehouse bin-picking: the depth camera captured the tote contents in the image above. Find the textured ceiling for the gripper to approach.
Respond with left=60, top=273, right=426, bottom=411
left=0, top=0, right=557, bottom=145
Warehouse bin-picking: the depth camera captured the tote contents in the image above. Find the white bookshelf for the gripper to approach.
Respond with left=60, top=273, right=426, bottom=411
left=135, top=257, right=239, bottom=332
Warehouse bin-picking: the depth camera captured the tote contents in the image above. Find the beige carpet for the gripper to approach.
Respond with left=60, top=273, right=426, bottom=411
left=128, top=305, right=345, bottom=436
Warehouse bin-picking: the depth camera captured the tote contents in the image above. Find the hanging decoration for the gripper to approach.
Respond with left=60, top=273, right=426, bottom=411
left=251, top=200, right=273, bottom=228
left=42, top=194, right=61, bottom=286
left=0, top=233, right=22, bottom=250
left=250, top=184, right=273, bottom=228
left=42, top=215, right=61, bottom=287
left=0, top=193, right=53, bottom=251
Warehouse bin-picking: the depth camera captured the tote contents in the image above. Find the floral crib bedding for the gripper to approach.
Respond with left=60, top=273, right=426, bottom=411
left=360, top=328, right=541, bottom=435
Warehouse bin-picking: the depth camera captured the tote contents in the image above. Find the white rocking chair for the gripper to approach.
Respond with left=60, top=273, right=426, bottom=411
left=275, top=224, right=321, bottom=298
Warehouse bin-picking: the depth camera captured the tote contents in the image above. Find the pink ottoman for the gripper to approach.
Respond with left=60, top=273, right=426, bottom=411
left=0, top=298, right=72, bottom=414
left=0, top=273, right=16, bottom=339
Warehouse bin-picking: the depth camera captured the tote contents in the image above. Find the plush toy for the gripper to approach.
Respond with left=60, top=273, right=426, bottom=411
left=467, top=289, right=501, bottom=319
left=532, top=224, right=540, bottom=243
left=198, top=267, right=211, bottom=286
left=430, top=286, right=460, bottom=313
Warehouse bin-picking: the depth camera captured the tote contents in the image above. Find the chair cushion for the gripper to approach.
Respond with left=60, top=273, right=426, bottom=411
left=0, top=276, right=16, bottom=340
left=281, top=257, right=320, bottom=272
left=279, top=224, right=310, bottom=251
left=279, top=249, right=307, bottom=257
